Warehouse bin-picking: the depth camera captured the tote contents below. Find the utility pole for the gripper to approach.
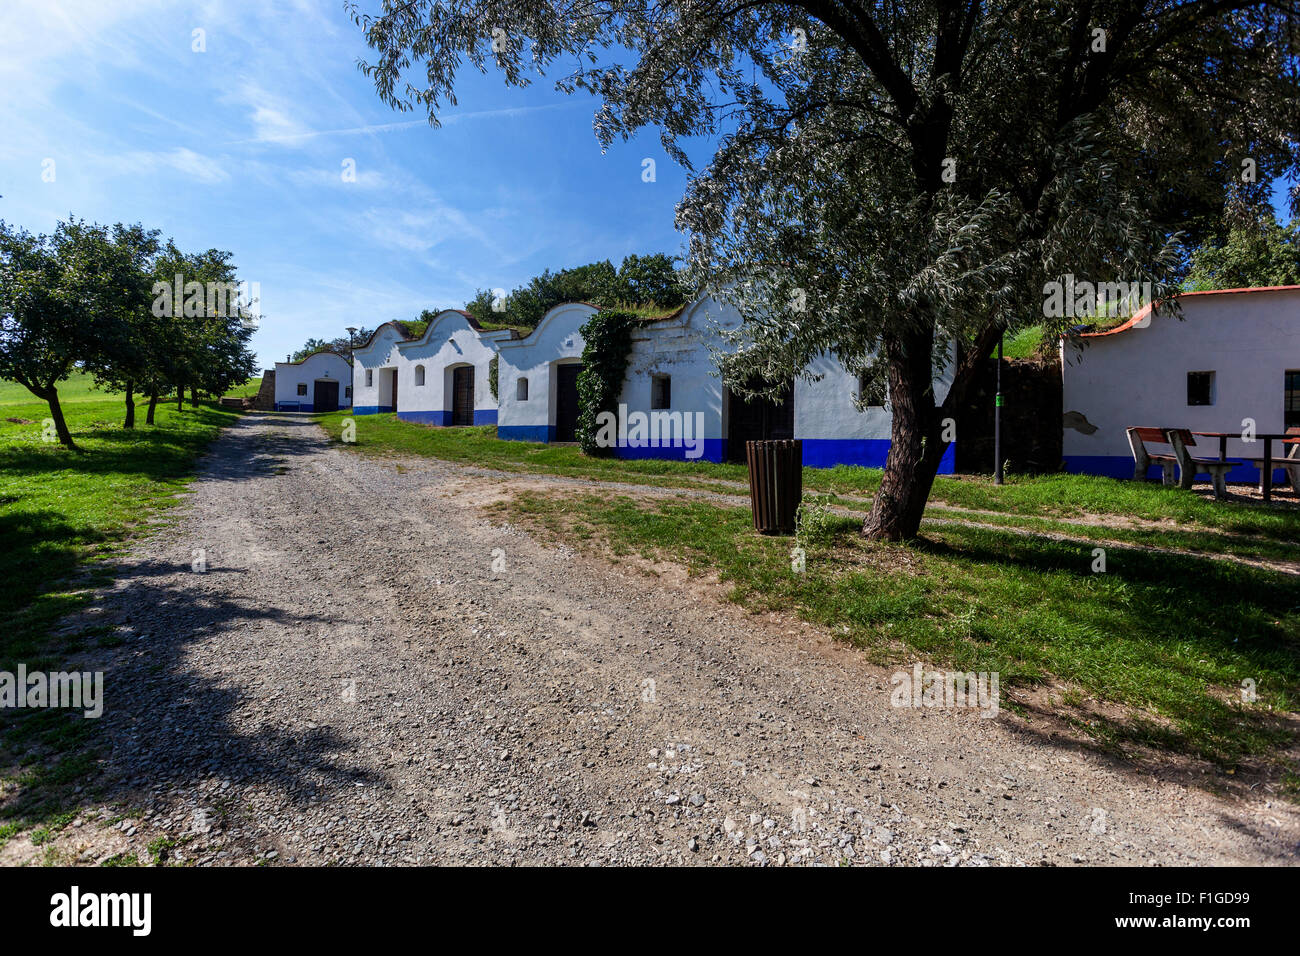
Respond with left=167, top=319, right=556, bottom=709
left=345, top=326, right=357, bottom=409
left=994, top=331, right=1004, bottom=485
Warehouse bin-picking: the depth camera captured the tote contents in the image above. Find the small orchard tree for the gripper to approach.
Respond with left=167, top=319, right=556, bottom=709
left=148, top=243, right=259, bottom=411
left=82, top=223, right=162, bottom=429
left=350, top=0, right=1299, bottom=539
left=0, top=219, right=143, bottom=448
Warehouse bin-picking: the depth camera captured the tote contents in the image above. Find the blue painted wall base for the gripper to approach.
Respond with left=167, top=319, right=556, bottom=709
left=616, top=440, right=726, bottom=463
left=800, top=438, right=955, bottom=473
left=499, top=424, right=554, bottom=443
left=1064, top=454, right=1290, bottom=485
left=498, top=429, right=958, bottom=472
left=397, top=409, right=499, bottom=426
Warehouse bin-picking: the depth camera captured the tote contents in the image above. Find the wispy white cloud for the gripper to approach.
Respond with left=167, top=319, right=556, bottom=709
left=284, top=165, right=388, bottom=190
left=223, top=102, right=577, bottom=146
left=228, top=79, right=314, bottom=144
left=91, top=147, right=230, bottom=184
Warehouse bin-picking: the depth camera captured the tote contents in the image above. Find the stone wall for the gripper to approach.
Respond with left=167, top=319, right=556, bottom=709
left=955, top=355, right=1063, bottom=475
left=252, top=371, right=276, bottom=411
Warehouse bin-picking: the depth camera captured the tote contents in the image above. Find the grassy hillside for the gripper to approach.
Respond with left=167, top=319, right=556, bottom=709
left=222, top=377, right=262, bottom=399
left=0, top=372, right=119, bottom=406
left=0, top=372, right=262, bottom=408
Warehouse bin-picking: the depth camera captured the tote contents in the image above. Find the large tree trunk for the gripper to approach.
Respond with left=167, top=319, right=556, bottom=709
left=123, top=380, right=135, bottom=429
left=190, top=386, right=199, bottom=407
left=863, top=326, right=941, bottom=540
left=33, top=386, right=77, bottom=449
left=863, top=322, right=1005, bottom=541
left=146, top=388, right=159, bottom=425
left=177, top=383, right=184, bottom=411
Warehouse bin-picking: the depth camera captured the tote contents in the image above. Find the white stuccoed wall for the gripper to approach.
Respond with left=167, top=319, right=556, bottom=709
left=617, top=297, right=740, bottom=457
left=496, top=294, right=957, bottom=469
left=351, top=323, right=408, bottom=413
left=394, top=311, right=512, bottom=425
left=1060, top=287, right=1300, bottom=479
left=496, top=303, right=597, bottom=441
left=273, top=351, right=352, bottom=410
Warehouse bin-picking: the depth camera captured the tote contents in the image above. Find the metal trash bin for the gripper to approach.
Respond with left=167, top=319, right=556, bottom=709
left=746, top=439, right=802, bottom=535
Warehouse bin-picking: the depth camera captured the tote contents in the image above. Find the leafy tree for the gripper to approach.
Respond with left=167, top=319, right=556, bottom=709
left=1185, top=212, right=1300, bottom=290
left=293, top=327, right=376, bottom=362
left=613, top=254, right=685, bottom=308
left=462, top=255, right=682, bottom=327
left=293, top=337, right=344, bottom=361
left=0, top=219, right=143, bottom=448
left=352, top=1, right=1298, bottom=539
left=148, top=242, right=258, bottom=413
left=82, top=223, right=162, bottom=428
left=464, top=288, right=501, bottom=325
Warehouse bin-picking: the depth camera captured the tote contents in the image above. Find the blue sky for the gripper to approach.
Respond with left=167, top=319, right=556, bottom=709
left=2, top=2, right=1293, bottom=372
left=0, top=0, right=697, bottom=369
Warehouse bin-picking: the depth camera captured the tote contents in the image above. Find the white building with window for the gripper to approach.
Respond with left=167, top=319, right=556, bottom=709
left=350, top=321, right=412, bottom=415
left=495, top=295, right=956, bottom=469
left=496, top=303, right=596, bottom=442
left=273, top=350, right=351, bottom=412
left=1060, top=285, right=1300, bottom=480
left=393, top=310, right=514, bottom=426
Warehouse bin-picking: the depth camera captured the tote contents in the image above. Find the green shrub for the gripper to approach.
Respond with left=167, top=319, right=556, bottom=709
left=575, top=310, right=633, bottom=456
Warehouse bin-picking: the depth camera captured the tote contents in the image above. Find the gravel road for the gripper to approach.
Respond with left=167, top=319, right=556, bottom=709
left=15, top=412, right=1299, bottom=866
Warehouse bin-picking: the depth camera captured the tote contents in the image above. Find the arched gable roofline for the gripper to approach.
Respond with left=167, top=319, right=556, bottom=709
left=397, top=309, right=515, bottom=351
left=628, top=294, right=740, bottom=336
left=275, top=349, right=349, bottom=369
left=497, top=302, right=598, bottom=351
left=352, top=321, right=412, bottom=356
left=1074, top=285, right=1300, bottom=339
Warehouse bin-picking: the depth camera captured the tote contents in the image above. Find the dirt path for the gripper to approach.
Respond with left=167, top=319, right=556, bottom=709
left=10, top=412, right=1298, bottom=866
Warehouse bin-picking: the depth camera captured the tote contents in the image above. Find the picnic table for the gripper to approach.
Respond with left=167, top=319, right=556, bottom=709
left=1192, top=431, right=1300, bottom=502
left=1126, top=427, right=1239, bottom=497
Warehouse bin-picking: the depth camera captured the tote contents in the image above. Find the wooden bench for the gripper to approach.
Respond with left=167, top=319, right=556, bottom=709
left=1126, top=427, right=1240, bottom=498
left=1241, top=426, right=1300, bottom=493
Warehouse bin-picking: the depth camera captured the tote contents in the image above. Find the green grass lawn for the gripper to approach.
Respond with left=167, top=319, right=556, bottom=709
left=0, top=390, right=241, bottom=838
left=0, top=393, right=241, bottom=662
left=0, top=371, right=262, bottom=407
left=0, top=371, right=118, bottom=405
left=317, top=410, right=1300, bottom=544
left=997, top=325, right=1048, bottom=359
left=222, top=376, right=261, bottom=399
left=316, top=410, right=754, bottom=491
left=491, top=490, right=1300, bottom=779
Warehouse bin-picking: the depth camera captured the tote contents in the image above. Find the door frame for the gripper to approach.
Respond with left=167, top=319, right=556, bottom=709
left=313, top=378, right=340, bottom=413
left=551, top=359, right=584, bottom=443
left=449, top=364, right=475, bottom=426
left=724, top=379, right=795, bottom=461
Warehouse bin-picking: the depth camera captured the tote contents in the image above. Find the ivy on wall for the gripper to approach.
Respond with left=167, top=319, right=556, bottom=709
left=488, top=354, right=499, bottom=401
left=576, top=309, right=633, bottom=456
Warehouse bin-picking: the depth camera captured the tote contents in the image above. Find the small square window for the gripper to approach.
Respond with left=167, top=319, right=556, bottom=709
left=1187, top=371, right=1215, bottom=406
left=296, top=383, right=307, bottom=396
left=517, top=377, right=529, bottom=402
left=344, top=386, right=351, bottom=398
left=858, top=372, right=886, bottom=407
left=365, top=369, right=373, bottom=387
left=651, top=374, right=671, bottom=410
